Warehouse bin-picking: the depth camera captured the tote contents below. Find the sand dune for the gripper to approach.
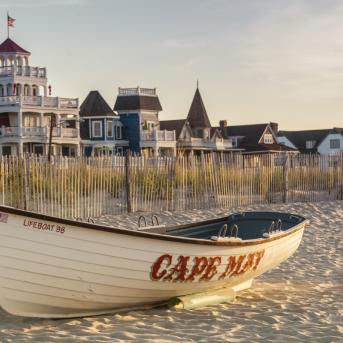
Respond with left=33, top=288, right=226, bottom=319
left=0, top=201, right=342, bottom=342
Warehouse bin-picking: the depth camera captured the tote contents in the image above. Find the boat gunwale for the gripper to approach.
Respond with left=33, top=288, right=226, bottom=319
left=0, top=205, right=307, bottom=247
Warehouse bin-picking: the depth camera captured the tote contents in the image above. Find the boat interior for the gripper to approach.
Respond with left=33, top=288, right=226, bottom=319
left=138, top=212, right=306, bottom=241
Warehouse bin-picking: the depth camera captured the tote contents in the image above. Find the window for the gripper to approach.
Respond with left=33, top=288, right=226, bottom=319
left=306, top=140, right=316, bottom=149
left=330, top=139, right=340, bottom=149
left=24, top=116, right=38, bottom=127
left=107, top=120, right=113, bottom=137
left=33, top=145, right=43, bottom=155
left=264, top=134, right=273, bottom=144
left=116, top=147, right=123, bottom=155
left=92, top=121, right=102, bottom=138
left=2, top=146, right=11, bottom=156
left=115, top=126, right=122, bottom=139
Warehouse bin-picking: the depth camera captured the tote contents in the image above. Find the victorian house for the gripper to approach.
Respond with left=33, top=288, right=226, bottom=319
left=80, top=90, right=128, bottom=156
left=0, top=38, right=79, bottom=156
left=160, top=87, right=233, bottom=155
left=114, top=87, right=177, bottom=156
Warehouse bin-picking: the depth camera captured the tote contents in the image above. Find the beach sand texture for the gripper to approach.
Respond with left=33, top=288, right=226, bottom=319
left=0, top=201, right=342, bottom=343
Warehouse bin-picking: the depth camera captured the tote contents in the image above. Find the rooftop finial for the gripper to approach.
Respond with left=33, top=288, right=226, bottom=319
left=197, top=79, right=199, bottom=89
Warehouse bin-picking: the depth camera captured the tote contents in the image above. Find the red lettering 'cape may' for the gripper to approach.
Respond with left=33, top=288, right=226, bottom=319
left=0, top=206, right=308, bottom=318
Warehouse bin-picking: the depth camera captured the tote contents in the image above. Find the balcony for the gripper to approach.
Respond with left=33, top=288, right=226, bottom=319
left=178, top=137, right=233, bottom=151
left=0, top=66, right=46, bottom=79
left=0, top=96, right=78, bottom=109
left=118, top=87, right=157, bottom=96
left=141, top=130, right=176, bottom=141
left=140, top=129, right=176, bottom=149
left=0, top=126, right=78, bottom=139
left=52, top=127, right=78, bottom=138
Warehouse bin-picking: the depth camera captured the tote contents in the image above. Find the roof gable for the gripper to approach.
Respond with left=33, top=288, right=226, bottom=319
left=210, top=127, right=223, bottom=139
left=160, top=119, right=187, bottom=139
left=187, top=88, right=211, bottom=129
left=222, top=123, right=269, bottom=145
left=80, top=91, right=115, bottom=117
left=277, top=129, right=331, bottom=151
left=0, top=38, right=30, bottom=54
left=257, top=125, right=277, bottom=144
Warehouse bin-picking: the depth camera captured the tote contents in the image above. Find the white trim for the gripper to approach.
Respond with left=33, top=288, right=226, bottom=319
left=107, top=119, right=113, bottom=138
left=80, top=115, right=119, bottom=120
left=92, top=120, right=102, bottom=138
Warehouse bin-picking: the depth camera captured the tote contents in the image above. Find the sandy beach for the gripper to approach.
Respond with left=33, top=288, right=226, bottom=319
left=0, top=201, right=342, bottom=343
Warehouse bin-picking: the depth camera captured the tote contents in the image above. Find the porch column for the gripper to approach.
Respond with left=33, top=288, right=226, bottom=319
left=56, top=113, right=61, bottom=127
left=39, top=112, right=44, bottom=127
left=75, top=119, right=80, bottom=137
left=18, top=142, right=23, bottom=156
left=17, top=110, right=23, bottom=136
left=153, top=147, right=159, bottom=157
left=76, top=144, right=81, bottom=157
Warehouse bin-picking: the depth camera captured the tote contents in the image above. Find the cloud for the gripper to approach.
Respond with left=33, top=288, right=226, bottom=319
left=163, top=39, right=194, bottom=49
left=0, top=0, right=86, bottom=8
left=234, top=0, right=343, bottom=100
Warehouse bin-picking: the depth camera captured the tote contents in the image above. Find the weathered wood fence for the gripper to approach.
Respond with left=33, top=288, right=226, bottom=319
left=0, top=152, right=342, bottom=219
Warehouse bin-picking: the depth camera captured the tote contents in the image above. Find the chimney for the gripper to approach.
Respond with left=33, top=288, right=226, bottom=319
left=219, top=120, right=227, bottom=130
left=270, top=122, right=278, bottom=134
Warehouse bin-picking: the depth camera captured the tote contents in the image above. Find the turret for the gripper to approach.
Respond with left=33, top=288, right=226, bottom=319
left=0, top=38, right=47, bottom=97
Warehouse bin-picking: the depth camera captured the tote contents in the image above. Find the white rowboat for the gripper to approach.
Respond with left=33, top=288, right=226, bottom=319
left=0, top=206, right=307, bottom=318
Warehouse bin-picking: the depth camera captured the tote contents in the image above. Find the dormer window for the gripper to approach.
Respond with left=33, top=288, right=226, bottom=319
left=264, top=134, right=273, bottom=144
left=306, top=140, right=316, bottom=149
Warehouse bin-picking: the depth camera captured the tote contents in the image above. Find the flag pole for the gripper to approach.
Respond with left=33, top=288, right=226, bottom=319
left=7, top=12, right=9, bottom=39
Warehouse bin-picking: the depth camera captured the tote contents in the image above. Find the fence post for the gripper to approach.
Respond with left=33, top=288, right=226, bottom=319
left=24, top=155, right=30, bottom=210
left=283, top=154, right=289, bottom=203
left=125, top=150, right=132, bottom=213
left=339, top=152, right=343, bottom=200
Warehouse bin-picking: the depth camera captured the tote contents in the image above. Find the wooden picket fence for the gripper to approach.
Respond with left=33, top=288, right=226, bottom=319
left=0, top=152, right=342, bottom=219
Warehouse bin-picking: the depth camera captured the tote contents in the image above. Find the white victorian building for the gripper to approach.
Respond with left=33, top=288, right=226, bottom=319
left=0, top=38, right=79, bottom=156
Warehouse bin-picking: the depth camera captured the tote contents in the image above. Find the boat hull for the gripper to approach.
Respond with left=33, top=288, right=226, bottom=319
left=0, top=208, right=306, bottom=318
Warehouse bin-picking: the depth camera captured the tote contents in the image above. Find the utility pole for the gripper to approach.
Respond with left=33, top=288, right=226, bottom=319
left=47, top=115, right=54, bottom=162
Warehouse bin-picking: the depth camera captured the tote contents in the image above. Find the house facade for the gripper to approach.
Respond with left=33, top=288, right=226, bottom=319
left=218, top=122, right=296, bottom=154
left=0, top=38, right=79, bottom=156
left=160, top=87, right=233, bottom=155
left=114, top=87, right=176, bottom=156
left=80, top=91, right=128, bottom=156
left=277, top=128, right=343, bottom=155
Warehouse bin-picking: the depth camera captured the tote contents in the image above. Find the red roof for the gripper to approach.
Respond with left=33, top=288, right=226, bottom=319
left=0, top=38, right=30, bottom=54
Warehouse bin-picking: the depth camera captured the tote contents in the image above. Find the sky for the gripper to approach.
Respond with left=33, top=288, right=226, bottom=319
left=1, top=0, right=343, bottom=130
